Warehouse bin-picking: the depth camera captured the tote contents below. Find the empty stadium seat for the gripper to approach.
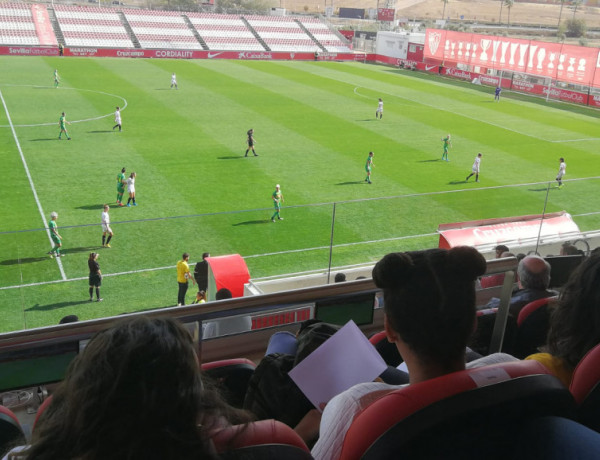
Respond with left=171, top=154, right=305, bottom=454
left=570, top=343, right=600, bottom=433
left=514, top=297, right=555, bottom=359
left=0, top=405, right=25, bottom=455
left=339, top=360, right=576, bottom=460
left=201, top=358, right=256, bottom=408
left=213, top=419, right=312, bottom=459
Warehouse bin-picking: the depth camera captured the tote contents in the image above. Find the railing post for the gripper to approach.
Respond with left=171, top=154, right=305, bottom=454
left=327, top=202, right=336, bottom=284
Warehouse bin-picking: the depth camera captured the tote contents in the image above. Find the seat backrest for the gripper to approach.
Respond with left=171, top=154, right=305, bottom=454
left=201, top=358, right=256, bottom=408
left=212, top=419, right=312, bottom=460
left=570, top=343, right=600, bottom=432
left=339, top=360, right=576, bottom=460
left=514, top=298, right=554, bottom=359
left=369, top=331, right=402, bottom=367
left=33, top=395, right=53, bottom=433
left=0, top=405, right=25, bottom=456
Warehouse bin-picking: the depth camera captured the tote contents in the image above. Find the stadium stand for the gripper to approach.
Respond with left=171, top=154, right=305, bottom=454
left=187, top=13, right=264, bottom=51
left=0, top=3, right=40, bottom=46
left=297, top=17, right=351, bottom=53
left=122, top=9, right=202, bottom=50
left=54, top=5, right=133, bottom=48
left=245, top=15, right=319, bottom=52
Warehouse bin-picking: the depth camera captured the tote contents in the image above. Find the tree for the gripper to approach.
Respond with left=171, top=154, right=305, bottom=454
left=441, top=0, right=448, bottom=20
left=564, top=18, right=587, bottom=37
left=498, top=0, right=504, bottom=24
left=505, top=0, right=514, bottom=27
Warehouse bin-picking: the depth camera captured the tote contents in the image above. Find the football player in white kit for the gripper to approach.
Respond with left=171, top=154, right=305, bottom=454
left=113, top=106, right=122, bottom=132
left=170, top=73, right=178, bottom=89
left=101, top=204, right=114, bottom=248
left=466, top=153, right=482, bottom=183
left=556, top=157, right=566, bottom=188
left=376, top=98, right=383, bottom=119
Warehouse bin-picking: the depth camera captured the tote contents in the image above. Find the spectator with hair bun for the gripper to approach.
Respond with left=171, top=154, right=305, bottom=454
left=312, top=247, right=517, bottom=460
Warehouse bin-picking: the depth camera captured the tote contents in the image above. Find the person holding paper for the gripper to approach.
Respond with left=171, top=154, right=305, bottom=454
left=312, top=246, right=497, bottom=460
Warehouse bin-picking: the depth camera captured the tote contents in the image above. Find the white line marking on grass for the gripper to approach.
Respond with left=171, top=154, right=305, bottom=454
left=352, top=85, right=598, bottom=144
left=0, top=85, right=127, bottom=128
left=0, top=90, right=67, bottom=280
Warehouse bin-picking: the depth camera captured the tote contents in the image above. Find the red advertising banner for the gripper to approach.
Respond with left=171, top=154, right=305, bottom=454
left=31, top=4, right=57, bottom=46
left=377, top=8, right=395, bottom=22
left=438, top=212, right=581, bottom=249
left=425, top=29, right=600, bottom=87
left=0, top=46, right=59, bottom=56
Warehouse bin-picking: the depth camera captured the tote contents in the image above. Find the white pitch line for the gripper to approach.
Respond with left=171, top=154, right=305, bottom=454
left=352, top=85, right=599, bottom=144
left=0, top=85, right=128, bottom=128
left=0, top=90, right=67, bottom=280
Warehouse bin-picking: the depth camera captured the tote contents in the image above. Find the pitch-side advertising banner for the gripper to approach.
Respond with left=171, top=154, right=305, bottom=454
left=425, top=29, right=600, bottom=86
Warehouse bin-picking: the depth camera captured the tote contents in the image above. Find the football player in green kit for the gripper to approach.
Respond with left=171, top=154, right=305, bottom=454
left=271, top=184, right=284, bottom=222
left=58, top=112, right=71, bottom=140
left=48, top=212, right=63, bottom=258
left=441, top=134, right=451, bottom=161
left=116, top=167, right=126, bottom=207
left=365, top=151, right=374, bottom=184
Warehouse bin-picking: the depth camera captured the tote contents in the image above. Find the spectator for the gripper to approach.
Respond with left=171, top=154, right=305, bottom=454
left=3, top=317, right=247, bottom=460
left=58, top=315, right=78, bottom=324
left=334, top=273, right=346, bottom=283
left=194, top=252, right=210, bottom=294
left=526, top=253, right=600, bottom=387
left=215, top=288, right=232, bottom=300
left=195, top=290, right=207, bottom=304
left=494, top=244, right=509, bottom=259
left=311, top=247, right=513, bottom=459
left=560, top=242, right=581, bottom=256
left=484, top=255, right=555, bottom=318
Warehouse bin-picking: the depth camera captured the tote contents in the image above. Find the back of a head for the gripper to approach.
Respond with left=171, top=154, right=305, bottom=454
left=547, top=253, right=600, bottom=368
left=518, top=255, right=551, bottom=290
left=215, top=288, right=232, bottom=300
left=372, top=247, right=486, bottom=365
left=28, top=317, right=213, bottom=460
left=334, top=273, right=346, bottom=283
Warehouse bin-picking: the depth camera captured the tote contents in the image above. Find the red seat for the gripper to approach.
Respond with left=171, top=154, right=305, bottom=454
left=201, top=358, right=256, bottom=408
left=0, top=405, right=25, bottom=454
left=570, top=343, right=600, bottom=432
left=339, top=360, right=575, bottom=460
left=212, top=419, right=312, bottom=459
left=514, top=297, right=556, bottom=358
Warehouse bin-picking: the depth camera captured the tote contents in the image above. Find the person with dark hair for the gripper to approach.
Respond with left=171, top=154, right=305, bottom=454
left=177, top=252, right=194, bottom=306
left=126, top=172, right=136, bottom=207
left=364, top=151, right=374, bottom=184
left=334, top=273, right=346, bottom=283
left=116, top=167, right=126, bottom=207
left=58, top=111, right=70, bottom=140
left=245, top=129, right=258, bottom=157
left=58, top=315, right=78, bottom=324
left=466, top=152, right=482, bottom=182
left=3, top=316, right=247, bottom=460
left=560, top=242, right=579, bottom=256
left=526, top=253, right=600, bottom=387
left=312, top=247, right=500, bottom=459
left=112, top=106, right=122, bottom=132
left=88, top=252, right=102, bottom=302
left=215, top=288, right=232, bottom=300
left=101, top=204, right=113, bottom=248
left=494, top=245, right=509, bottom=259
left=194, top=252, right=210, bottom=293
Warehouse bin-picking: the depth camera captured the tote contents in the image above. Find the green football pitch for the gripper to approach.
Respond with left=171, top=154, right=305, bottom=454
left=1, top=56, right=599, bottom=333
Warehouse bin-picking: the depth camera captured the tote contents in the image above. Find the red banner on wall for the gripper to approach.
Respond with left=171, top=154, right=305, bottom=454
left=425, top=29, right=600, bottom=87
left=31, top=4, right=57, bottom=46
left=377, top=8, right=395, bottom=22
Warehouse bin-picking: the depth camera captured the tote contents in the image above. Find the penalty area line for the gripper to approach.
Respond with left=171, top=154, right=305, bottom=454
left=0, top=89, right=66, bottom=281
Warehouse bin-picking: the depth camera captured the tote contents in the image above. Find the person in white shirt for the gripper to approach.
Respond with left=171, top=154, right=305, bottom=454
left=126, top=172, right=137, bottom=207
left=101, top=204, right=113, bottom=248
left=466, top=152, right=482, bottom=182
left=375, top=98, right=383, bottom=119
left=556, top=157, right=566, bottom=188
left=171, top=73, right=178, bottom=89
left=311, top=247, right=490, bottom=460
left=112, top=106, right=122, bottom=132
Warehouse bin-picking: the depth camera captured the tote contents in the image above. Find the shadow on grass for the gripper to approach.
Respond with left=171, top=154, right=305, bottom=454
left=0, top=256, right=48, bottom=265
left=336, top=181, right=365, bottom=185
left=218, top=156, right=246, bottom=160
left=529, top=187, right=554, bottom=192
left=29, top=138, right=58, bottom=142
left=87, top=130, right=113, bottom=134
left=63, top=246, right=102, bottom=255
left=418, top=159, right=442, bottom=163
left=26, top=300, right=90, bottom=312
left=448, top=180, right=469, bottom=185
left=233, top=220, right=271, bottom=226
left=357, top=119, right=376, bottom=122
left=75, top=204, right=106, bottom=210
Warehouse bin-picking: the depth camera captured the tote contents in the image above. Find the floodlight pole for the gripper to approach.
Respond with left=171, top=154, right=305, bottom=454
left=327, top=203, right=336, bottom=284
